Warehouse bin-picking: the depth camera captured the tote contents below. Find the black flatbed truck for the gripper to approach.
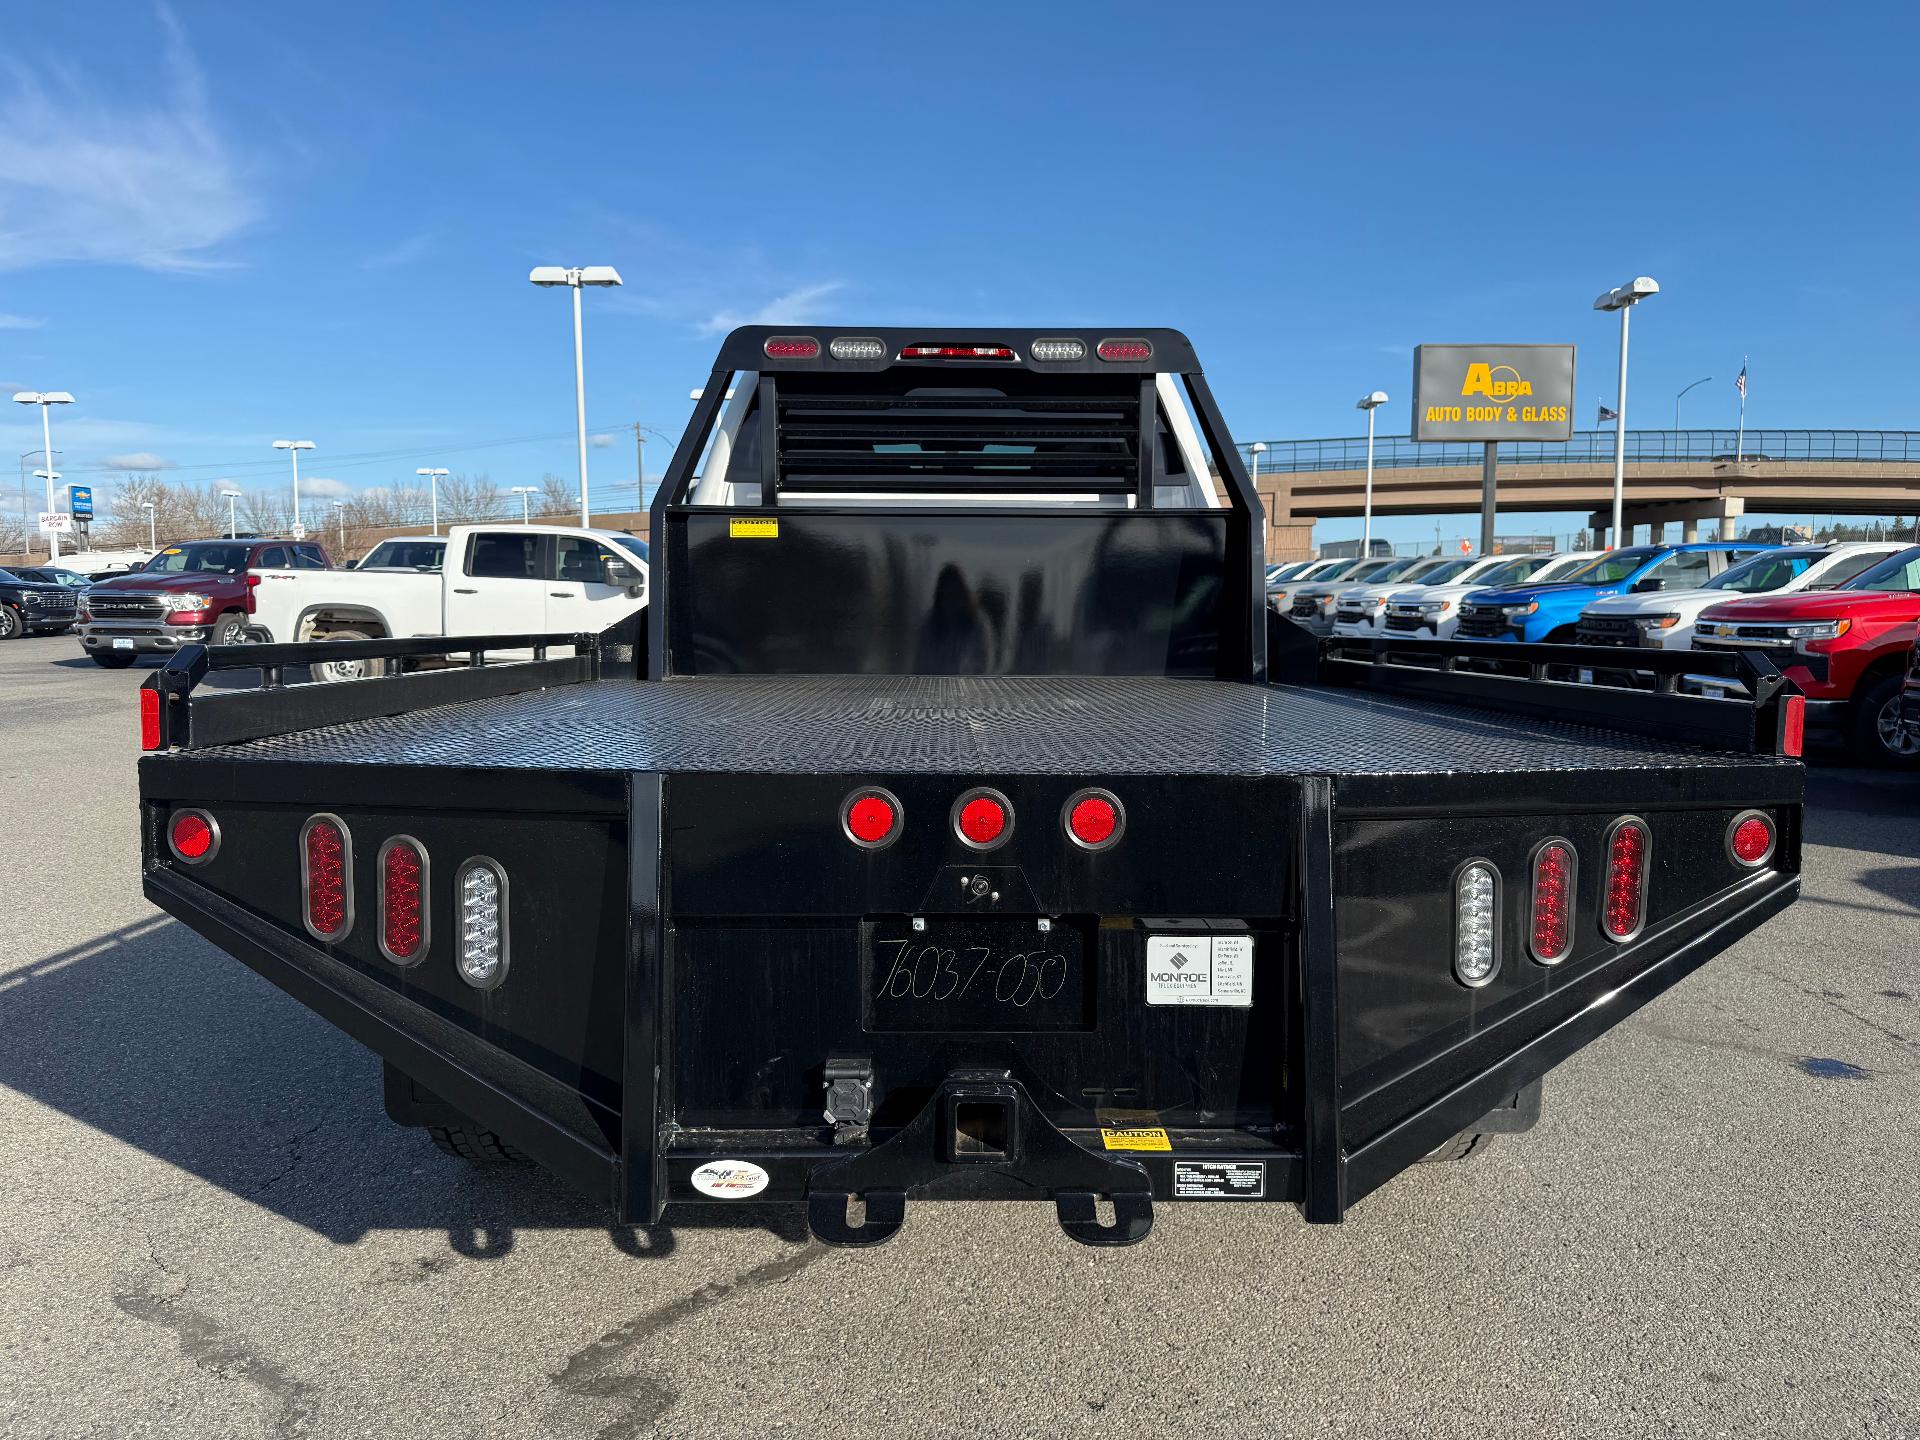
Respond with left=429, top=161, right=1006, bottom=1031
left=137, top=328, right=1804, bottom=1246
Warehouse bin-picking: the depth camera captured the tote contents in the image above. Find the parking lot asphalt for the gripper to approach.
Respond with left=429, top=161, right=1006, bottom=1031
left=1, top=632, right=1915, bottom=1439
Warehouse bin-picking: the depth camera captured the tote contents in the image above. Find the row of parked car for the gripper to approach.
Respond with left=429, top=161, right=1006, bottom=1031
left=1268, top=539, right=1920, bottom=766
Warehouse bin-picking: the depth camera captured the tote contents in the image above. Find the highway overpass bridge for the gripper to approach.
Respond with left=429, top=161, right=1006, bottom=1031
left=1252, top=429, right=1920, bottom=559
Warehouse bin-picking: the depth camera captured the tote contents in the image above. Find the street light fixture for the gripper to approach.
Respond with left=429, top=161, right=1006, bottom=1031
left=272, top=440, right=316, bottom=531
left=14, top=390, right=74, bottom=560
left=510, top=485, right=538, bottom=523
left=1249, top=441, right=1267, bottom=488
left=1356, top=391, right=1390, bottom=558
left=1594, top=276, right=1659, bottom=545
left=1674, top=376, right=1712, bottom=431
left=331, top=499, right=347, bottom=551
left=530, top=265, right=623, bottom=525
left=140, top=500, right=156, bottom=551
left=219, top=488, right=244, bottom=539
left=415, top=467, right=449, bottom=535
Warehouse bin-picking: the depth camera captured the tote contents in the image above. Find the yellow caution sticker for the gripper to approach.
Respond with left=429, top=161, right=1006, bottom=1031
left=1097, top=1108, right=1171, bottom=1152
left=729, top=517, right=778, bottom=539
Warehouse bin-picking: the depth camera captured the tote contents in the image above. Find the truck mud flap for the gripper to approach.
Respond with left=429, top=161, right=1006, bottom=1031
left=804, top=1071, right=1153, bottom=1248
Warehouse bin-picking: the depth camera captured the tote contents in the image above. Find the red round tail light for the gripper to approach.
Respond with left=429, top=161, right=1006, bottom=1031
left=378, top=836, right=429, bottom=965
left=301, top=814, right=354, bottom=941
left=1601, top=818, right=1650, bottom=942
left=952, top=788, right=1012, bottom=850
left=1727, top=811, right=1776, bottom=867
left=167, top=809, right=218, bottom=864
left=1063, top=788, right=1124, bottom=851
left=841, top=787, right=903, bottom=849
left=1529, top=839, right=1576, bottom=964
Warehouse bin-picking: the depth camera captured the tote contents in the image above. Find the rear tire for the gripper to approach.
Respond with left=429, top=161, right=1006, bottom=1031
left=311, top=627, right=389, bottom=683
left=428, top=1126, right=531, bottom=1165
left=89, top=651, right=138, bottom=668
left=1419, top=1131, right=1493, bottom=1164
left=1850, top=674, right=1920, bottom=768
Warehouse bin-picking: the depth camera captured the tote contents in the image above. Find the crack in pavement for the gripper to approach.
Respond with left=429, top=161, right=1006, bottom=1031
left=236, top=1113, right=333, bottom=1202
left=548, top=1243, right=830, bottom=1439
left=114, top=1278, right=318, bottom=1438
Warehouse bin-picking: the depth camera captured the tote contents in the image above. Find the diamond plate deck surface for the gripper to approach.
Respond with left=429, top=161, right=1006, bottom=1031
left=185, top=676, right=1785, bottom=777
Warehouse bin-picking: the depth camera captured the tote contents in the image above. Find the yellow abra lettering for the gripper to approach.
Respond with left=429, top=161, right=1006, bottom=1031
left=1460, top=363, right=1533, bottom=400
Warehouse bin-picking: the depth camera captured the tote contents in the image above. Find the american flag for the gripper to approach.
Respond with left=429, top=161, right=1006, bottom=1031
left=1735, top=365, right=1748, bottom=400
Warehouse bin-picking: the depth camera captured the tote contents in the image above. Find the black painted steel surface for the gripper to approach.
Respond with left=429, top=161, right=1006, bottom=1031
left=180, top=675, right=1791, bottom=778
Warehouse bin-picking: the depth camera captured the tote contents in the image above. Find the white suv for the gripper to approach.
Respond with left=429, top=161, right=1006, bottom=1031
left=1334, top=553, right=1513, bottom=638
left=1575, top=542, right=1907, bottom=650
left=1381, top=551, right=1604, bottom=640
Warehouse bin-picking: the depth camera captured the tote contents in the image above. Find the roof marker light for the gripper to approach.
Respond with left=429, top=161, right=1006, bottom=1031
left=762, top=335, right=821, bottom=359
left=1096, top=338, right=1153, bottom=362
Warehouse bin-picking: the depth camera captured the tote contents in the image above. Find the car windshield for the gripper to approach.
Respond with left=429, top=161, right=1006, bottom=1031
left=1413, top=559, right=1478, bottom=584
left=1843, top=545, right=1920, bottom=594
left=0, top=568, right=18, bottom=582
left=1562, top=547, right=1662, bottom=584
left=1341, top=558, right=1400, bottom=582
left=1703, top=549, right=1821, bottom=593
left=607, top=536, right=649, bottom=567
left=144, top=544, right=251, bottom=574
left=1479, top=556, right=1550, bottom=586
left=1392, top=557, right=1452, bottom=584
left=362, top=540, right=445, bottom=571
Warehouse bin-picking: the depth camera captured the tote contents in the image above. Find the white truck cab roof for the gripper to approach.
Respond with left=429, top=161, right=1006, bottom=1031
left=1581, top=542, right=1906, bottom=621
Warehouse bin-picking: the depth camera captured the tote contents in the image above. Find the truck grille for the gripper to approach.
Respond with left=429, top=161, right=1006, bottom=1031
left=31, top=592, right=77, bottom=612
left=87, top=592, right=167, bottom=621
left=1384, top=611, right=1427, bottom=633
left=1455, top=606, right=1508, bottom=639
left=1290, top=597, right=1320, bottom=618
left=1693, top=624, right=1794, bottom=651
left=1575, top=616, right=1642, bottom=649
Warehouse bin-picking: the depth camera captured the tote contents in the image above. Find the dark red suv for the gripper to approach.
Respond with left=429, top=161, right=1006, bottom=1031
left=78, top=537, right=332, bottom=667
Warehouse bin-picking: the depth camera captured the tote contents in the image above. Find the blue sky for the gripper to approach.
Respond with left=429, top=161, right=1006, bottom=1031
left=4, top=1, right=1918, bottom=547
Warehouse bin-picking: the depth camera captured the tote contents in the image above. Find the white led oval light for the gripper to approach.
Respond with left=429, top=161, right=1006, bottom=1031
left=454, top=856, right=509, bottom=990
left=1453, top=859, right=1500, bottom=987
left=1029, top=337, right=1087, bottom=362
left=828, top=336, right=886, bottom=361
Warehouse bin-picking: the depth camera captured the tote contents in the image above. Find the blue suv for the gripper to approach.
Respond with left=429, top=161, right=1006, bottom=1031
left=1455, top=543, right=1774, bottom=643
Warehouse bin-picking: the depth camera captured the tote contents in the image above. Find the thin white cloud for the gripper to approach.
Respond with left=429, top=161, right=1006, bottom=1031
left=0, top=313, right=42, bottom=329
left=102, top=452, right=176, bottom=470
left=699, top=281, right=847, bottom=336
left=0, top=4, right=257, bottom=272
left=361, top=231, right=434, bottom=270
left=300, top=476, right=353, bottom=499
left=589, top=433, right=616, bottom=449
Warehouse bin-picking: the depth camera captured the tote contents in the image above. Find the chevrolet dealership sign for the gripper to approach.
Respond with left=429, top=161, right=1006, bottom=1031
left=1411, top=344, right=1576, bottom=443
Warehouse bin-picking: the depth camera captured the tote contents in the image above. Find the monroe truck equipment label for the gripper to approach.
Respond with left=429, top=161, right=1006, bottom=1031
left=1174, top=1162, right=1265, bottom=1199
left=1144, top=934, right=1253, bottom=1007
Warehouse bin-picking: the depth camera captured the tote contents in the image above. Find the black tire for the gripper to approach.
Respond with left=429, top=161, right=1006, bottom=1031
left=209, top=611, right=248, bottom=647
left=1419, top=1131, right=1493, bottom=1164
left=89, top=651, right=138, bottom=668
left=0, top=605, right=21, bottom=641
left=311, top=626, right=389, bottom=684
left=1849, top=674, right=1920, bottom=768
left=427, top=1126, right=531, bottom=1165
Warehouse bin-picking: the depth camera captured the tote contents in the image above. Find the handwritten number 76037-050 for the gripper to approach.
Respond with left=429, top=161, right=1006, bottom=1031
left=874, top=940, right=1069, bottom=1010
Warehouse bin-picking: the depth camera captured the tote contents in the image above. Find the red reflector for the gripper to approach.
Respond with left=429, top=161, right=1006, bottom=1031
left=1096, top=338, right=1153, bottom=362
left=762, top=335, right=820, bottom=359
left=953, top=788, right=1013, bottom=849
left=842, top=788, right=902, bottom=848
left=1728, top=813, right=1775, bottom=867
left=168, top=810, right=216, bottom=863
left=1779, top=694, right=1804, bottom=757
left=1529, top=840, right=1575, bottom=964
left=139, top=687, right=161, bottom=751
left=1064, top=789, right=1124, bottom=850
left=899, top=344, right=1016, bottom=361
left=1601, top=819, right=1649, bottom=941
left=379, top=838, right=428, bottom=964
left=302, top=815, right=353, bottom=940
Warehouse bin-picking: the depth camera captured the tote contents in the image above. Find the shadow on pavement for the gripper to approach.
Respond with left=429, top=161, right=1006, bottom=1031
left=0, top=915, right=802, bottom=1261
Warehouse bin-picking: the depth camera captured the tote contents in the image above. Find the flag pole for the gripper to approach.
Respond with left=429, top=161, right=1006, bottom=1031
left=1735, top=356, right=1747, bottom=464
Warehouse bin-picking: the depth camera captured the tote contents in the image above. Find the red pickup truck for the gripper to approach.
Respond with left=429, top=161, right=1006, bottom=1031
left=78, top=536, right=334, bottom=666
left=1694, top=543, right=1920, bottom=766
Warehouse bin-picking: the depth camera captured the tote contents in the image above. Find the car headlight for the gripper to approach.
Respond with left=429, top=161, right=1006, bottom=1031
left=22, top=591, right=43, bottom=605
left=1418, top=600, right=1453, bottom=613
left=1784, top=620, right=1848, bottom=640
left=163, top=593, right=212, bottom=611
left=1500, top=602, right=1539, bottom=616
left=1634, top=614, right=1681, bottom=630
left=1315, top=595, right=1337, bottom=609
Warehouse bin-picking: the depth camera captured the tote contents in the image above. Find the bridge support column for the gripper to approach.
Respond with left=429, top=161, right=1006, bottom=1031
left=1682, top=518, right=1699, bottom=542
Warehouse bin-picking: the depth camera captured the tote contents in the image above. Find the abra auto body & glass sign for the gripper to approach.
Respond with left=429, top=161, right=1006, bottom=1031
left=1411, top=344, right=1575, bottom=442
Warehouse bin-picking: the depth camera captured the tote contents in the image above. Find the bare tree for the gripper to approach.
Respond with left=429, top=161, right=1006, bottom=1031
left=541, top=473, right=576, bottom=520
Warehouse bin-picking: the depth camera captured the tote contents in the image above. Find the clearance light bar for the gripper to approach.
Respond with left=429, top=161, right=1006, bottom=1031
left=899, top=344, right=1016, bottom=361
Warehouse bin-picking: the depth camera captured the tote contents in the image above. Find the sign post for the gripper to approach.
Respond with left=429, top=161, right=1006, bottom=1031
left=1412, top=344, right=1575, bottom=555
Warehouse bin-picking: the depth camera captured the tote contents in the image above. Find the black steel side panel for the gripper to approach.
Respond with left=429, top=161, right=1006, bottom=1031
left=163, top=676, right=1803, bottom=781
left=666, top=511, right=1229, bottom=678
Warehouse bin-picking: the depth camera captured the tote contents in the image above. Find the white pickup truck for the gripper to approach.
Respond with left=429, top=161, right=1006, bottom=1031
left=246, top=522, right=649, bottom=681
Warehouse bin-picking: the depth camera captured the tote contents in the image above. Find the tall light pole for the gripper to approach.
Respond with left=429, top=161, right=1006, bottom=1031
left=220, top=488, right=243, bottom=538
left=1594, top=277, right=1658, bottom=545
left=1248, top=441, right=1266, bottom=489
left=415, top=467, right=449, bottom=535
left=331, top=500, right=347, bottom=551
left=272, top=440, right=315, bottom=531
left=13, top=391, right=74, bottom=560
left=141, top=501, right=156, bottom=551
left=1674, top=376, right=1712, bottom=431
left=510, top=484, right=538, bottom=522
left=530, top=265, right=623, bottom=525
left=1356, top=391, right=1389, bottom=557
